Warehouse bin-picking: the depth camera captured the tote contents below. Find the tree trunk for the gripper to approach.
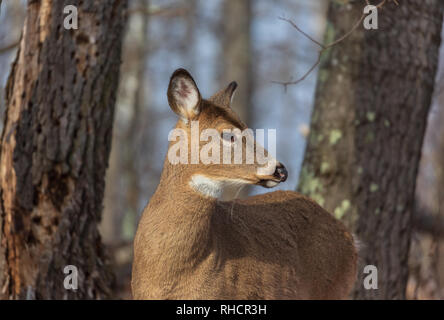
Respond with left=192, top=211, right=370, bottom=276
left=298, top=0, right=444, bottom=299
left=411, top=24, right=444, bottom=299
left=101, top=0, right=149, bottom=245
left=221, top=0, right=253, bottom=124
left=123, top=0, right=149, bottom=240
left=221, top=0, right=253, bottom=200
left=0, top=0, right=127, bottom=299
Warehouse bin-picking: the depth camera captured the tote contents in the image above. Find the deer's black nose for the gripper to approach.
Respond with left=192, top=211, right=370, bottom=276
left=274, top=163, right=288, bottom=182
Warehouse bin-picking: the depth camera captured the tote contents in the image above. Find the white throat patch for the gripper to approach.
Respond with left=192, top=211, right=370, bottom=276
left=189, top=174, right=249, bottom=199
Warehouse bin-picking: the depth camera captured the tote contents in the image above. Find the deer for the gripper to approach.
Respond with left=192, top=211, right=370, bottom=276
left=131, top=68, right=357, bottom=300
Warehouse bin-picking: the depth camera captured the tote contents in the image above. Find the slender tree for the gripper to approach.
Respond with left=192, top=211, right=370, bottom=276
left=220, top=0, right=253, bottom=199
left=298, top=0, right=444, bottom=299
left=221, top=0, right=253, bottom=124
left=0, top=0, right=128, bottom=299
left=102, top=0, right=149, bottom=244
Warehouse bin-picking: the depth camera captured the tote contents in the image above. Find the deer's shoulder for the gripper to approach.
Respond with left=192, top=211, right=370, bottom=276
left=235, top=190, right=337, bottom=224
left=219, top=190, right=354, bottom=249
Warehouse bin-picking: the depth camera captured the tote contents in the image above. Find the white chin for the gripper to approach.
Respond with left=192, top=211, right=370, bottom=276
left=265, top=180, right=279, bottom=188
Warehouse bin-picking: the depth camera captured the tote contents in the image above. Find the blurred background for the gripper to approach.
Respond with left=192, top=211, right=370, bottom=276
left=1, top=0, right=443, bottom=299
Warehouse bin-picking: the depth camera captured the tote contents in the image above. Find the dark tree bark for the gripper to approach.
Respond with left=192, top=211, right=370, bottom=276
left=0, top=0, right=127, bottom=299
left=298, top=0, right=444, bottom=299
left=411, top=26, right=444, bottom=299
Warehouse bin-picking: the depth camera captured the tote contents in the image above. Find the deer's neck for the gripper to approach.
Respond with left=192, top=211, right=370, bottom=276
left=146, top=171, right=219, bottom=272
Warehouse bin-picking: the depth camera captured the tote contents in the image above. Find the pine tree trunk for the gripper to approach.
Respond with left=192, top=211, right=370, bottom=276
left=298, top=0, right=444, bottom=299
left=0, top=0, right=127, bottom=299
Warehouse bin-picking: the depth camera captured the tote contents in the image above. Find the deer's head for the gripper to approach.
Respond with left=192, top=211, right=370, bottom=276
left=165, top=68, right=287, bottom=198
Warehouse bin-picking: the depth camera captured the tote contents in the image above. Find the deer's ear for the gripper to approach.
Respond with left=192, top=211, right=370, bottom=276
left=167, top=69, right=201, bottom=120
left=209, top=81, right=237, bottom=108
left=225, top=81, right=238, bottom=105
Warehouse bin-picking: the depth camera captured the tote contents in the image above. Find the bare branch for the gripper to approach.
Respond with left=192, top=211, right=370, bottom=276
left=278, top=17, right=324, bottom=49
left=274, top=0, right=397, bottom=88
left=0, top=39, right=20, bottom=55
left=325, top=14, right=364, bottom=49
left=272, top=54, right=321, bottom=91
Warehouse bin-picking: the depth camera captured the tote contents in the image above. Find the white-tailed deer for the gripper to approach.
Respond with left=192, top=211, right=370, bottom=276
left=131, top=69, right=357, bottom=299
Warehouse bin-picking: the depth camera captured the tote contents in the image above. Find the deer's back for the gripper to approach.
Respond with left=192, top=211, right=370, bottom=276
left=132, top=190, right=357, bottom=299
left=204, top=190, right=357, bottom=299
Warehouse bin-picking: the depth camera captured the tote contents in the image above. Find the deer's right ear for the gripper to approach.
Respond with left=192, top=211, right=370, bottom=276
left=167, top=69, right=202, bottom=120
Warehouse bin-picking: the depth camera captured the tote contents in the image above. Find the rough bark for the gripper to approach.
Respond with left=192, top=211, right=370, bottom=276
left=0, top=0, right=127, bottom=299
left=410, top=26, right=444, bottom=298
left=298, top=0, right=444, bottom=299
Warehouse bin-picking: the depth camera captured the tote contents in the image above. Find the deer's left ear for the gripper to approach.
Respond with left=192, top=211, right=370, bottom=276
left=209, top=81, right=238, bottom=108
left=224, top=81, right=238, bottom=105
left=167, top=68, right=202, bottom=120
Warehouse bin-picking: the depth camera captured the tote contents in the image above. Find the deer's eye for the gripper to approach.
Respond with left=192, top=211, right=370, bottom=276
left=221, top=132, right=235, bottom=143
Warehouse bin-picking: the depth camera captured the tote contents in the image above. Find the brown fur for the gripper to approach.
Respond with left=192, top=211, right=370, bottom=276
left=131, top=69, right=357, bottom=299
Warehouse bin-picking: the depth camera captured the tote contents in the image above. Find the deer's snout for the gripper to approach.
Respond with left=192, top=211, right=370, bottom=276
left=274, top=163, right=288, bottom=182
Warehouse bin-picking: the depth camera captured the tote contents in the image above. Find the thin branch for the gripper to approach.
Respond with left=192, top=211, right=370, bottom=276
left=0, top=39, right=20, bottom=55
left=274, top=0, right=397, bottom=88
left=278, top=17, right=324, bottom=49
left=325, top=14, right=364, bottom=49
left=272, top=54, right=321, bottom=91
left=272, top=13, right=364, bottom=88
